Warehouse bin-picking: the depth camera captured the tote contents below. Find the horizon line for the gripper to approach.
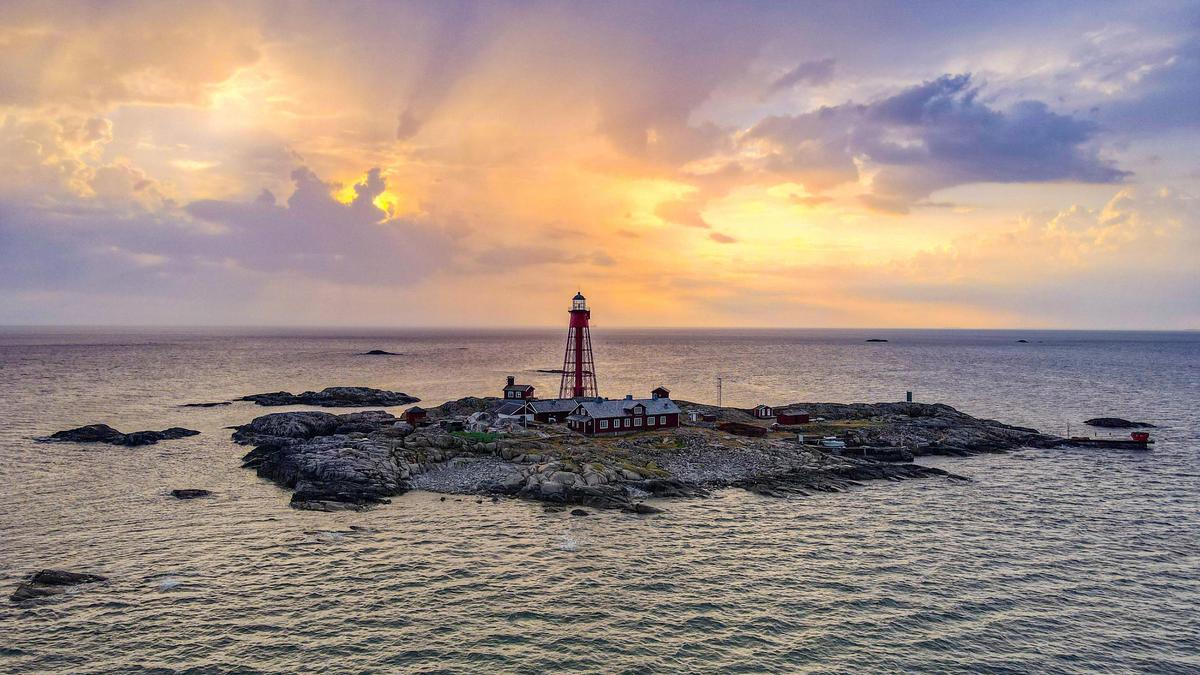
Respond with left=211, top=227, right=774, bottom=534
left=0, top=324, right=1196, bottom=333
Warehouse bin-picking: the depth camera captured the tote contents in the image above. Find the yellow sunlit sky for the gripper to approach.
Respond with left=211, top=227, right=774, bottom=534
left=1, top=1, right=1197, bottom=328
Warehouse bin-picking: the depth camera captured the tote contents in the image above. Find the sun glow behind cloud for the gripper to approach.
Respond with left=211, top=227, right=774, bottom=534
left=0, top=0, right=1196, bottom=328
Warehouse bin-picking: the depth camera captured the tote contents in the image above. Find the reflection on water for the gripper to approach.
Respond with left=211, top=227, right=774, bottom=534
left=0, top=328, right=1197, bottom=672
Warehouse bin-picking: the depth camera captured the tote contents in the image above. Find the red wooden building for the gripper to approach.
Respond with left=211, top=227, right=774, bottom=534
left=503, top=375, right=535, bottom=400
left=567, top=390, right=681, bottom=436
left=776, top=409, right=811, bottom=425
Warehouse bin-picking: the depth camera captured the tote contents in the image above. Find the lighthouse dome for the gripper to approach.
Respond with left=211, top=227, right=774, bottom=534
left=571, top=291, right=588, bottom=311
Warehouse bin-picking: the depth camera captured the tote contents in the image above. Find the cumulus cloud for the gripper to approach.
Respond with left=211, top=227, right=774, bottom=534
left=183, top=167, right=455, bottom=284
left=746, top=74, right=1129, bottom=209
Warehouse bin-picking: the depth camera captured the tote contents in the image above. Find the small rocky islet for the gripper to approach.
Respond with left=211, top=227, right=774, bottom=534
left=1083, top=417, right=1155, bottom=429
left=238, top=386, right=419, bottom=407
left=10, top=570, right=108, bottom=602
left=45, top=424, right=199, bottom=447
left=232, top=397, right=1062, bottom=513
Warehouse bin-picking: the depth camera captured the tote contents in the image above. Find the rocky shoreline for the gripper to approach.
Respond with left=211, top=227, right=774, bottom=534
left=232, top=397, right=1062, bottom=513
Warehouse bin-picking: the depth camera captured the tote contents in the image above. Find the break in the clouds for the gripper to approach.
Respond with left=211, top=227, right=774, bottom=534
left=0, top=0, right=1196, bottom=328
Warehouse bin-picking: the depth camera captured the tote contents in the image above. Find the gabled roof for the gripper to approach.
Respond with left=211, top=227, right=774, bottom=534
left=491, top=400, right=531, bottom=416
left=503, top=383, right=535, bottom=392
left=529, top=398, right=581, bottom=414
left=573, top=397, right=681, bottom=419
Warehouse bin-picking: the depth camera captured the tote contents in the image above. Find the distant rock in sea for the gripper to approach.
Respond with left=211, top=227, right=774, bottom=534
left=360, top=349, right=402, bottom=356
left=536, top=368, right=567, bottom=374
left=1084, top=417, right=1155, bottom=429
left=180, top=401, right=231, bottom=407
left=1016, top=339, right=1029, bottom=343
left=170, top=489, right=212, bottom=499
left=10, top=569, right=108, bottom=602
left=46, top=424, right=200, bottom=447
left=865, top=338, right=889, bottom=342
left=238, top=386, right=419, bottom=408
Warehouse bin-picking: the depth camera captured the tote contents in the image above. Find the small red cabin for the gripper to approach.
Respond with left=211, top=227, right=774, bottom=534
left=403, top=406, right=428, bottom=426
left=752, top=404, right=774, bottom=419
left=777, top=410, right=811, bottom=425
left=503, top=375, right=535, bottom=400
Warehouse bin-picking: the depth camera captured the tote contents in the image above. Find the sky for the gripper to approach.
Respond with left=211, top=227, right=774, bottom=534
left=0, top=0, right=1197, bottom=329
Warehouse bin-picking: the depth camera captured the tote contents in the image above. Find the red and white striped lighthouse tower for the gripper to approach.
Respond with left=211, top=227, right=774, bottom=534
left=558, top=291, right=598, bottom=398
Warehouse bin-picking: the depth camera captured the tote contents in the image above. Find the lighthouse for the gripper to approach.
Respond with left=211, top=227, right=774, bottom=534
left=558, top=291, right=598, bottom=398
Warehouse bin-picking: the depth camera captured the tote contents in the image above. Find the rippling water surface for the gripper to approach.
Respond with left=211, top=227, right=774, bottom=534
left=1, top=328, right=1197, bottom=672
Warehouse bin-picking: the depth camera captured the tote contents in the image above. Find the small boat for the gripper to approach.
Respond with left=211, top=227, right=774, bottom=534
left=819, top=436, right=846, bottom=449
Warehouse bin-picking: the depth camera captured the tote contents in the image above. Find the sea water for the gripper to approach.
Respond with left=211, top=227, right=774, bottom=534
left=0, top=328, right=1197, bottom=672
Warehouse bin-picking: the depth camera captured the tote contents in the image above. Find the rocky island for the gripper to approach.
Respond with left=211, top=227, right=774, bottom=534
left=233, top=397, right=1061, bottom=513
left=238, top=386, right=419, bottom=407
left=45, top=424, right=199, bottom=446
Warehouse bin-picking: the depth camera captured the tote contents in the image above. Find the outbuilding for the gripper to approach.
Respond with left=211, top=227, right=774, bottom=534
left=502, top=375, right=535, bottom=400
left=529, top=398, right=580, bottom=423
left=752, top=404, right=774, bottom=419
left=777, top=409, right=811, bottom=425
left=403, top=406, right=428, bottom=426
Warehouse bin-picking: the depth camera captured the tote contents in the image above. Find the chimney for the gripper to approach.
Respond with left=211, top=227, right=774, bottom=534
left=625, top=394, right=633, bottom=400
left=506, top=375, right=515, bottom=386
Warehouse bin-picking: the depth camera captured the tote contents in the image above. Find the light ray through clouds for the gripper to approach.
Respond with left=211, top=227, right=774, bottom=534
left=0, top=0, right=1196, bottom=328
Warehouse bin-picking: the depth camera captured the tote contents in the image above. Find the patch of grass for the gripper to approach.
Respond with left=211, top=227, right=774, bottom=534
left=452, top=431, right=500, bottom=443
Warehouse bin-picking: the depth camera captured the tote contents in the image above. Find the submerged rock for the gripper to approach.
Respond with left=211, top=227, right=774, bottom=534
left=1084, top=417, right=1154, bottom=429
left=170, top=489, right=212, bottom=499
left=239, top=386, right=419, bottom=408
left=10, top=569, right=107, bottom=602
left=46, top=424, right=199, bottom=447
left=360, top=349, right=402, bottom=356
left=180, top=401, right=231, bottom=407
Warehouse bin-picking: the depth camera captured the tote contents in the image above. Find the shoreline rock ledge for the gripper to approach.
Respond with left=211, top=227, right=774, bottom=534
left=239, top=386, right=419, bottom=408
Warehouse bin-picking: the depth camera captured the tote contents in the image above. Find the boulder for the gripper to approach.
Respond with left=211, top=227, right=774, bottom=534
left=570, top=509, right=590, bottom=516
left=232, top=411, right=340, bottom=443
left=10, top=569, right=107, bottom=602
